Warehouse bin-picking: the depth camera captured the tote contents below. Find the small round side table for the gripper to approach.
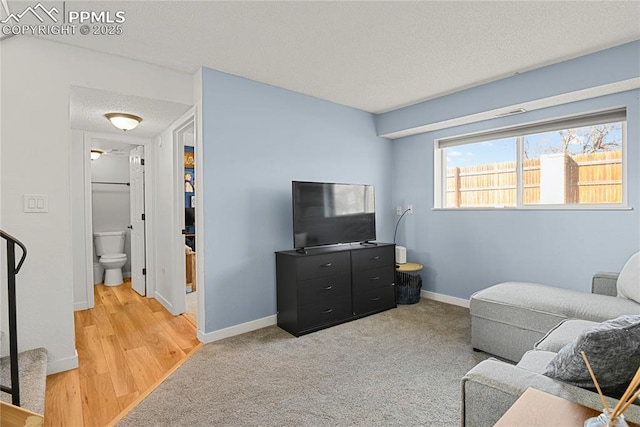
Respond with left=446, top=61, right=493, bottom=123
left=395, top=262, right=424, bottom=304
left=396, top=262, right=424, bottom=273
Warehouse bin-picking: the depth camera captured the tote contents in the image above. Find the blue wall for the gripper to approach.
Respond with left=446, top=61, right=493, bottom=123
left=391, top=90, right=640, bottom=299
left=200, top=41, right=640, bottom=335
left=201, top=68, right=393, bottom=332
left=385, top=41, right=640, bottom=300
left=377, top=40, right=640, bottom=136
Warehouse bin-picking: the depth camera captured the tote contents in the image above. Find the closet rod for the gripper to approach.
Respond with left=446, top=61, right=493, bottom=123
left=91, top=181, right=130, bottom=186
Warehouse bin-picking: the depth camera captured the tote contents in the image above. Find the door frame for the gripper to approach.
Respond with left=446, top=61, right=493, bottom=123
left=82, top=132, right=154, bottom=308
left=167, top=108, right=196, bottom=317
left=175, top=107, right=203, bottom=330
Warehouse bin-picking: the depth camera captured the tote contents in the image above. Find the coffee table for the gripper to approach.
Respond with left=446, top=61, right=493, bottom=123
left=495, top=387, right=639, bottom=427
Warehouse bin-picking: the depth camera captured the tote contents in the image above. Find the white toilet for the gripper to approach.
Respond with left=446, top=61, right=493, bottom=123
left=93, top=231, right=127, bottom=286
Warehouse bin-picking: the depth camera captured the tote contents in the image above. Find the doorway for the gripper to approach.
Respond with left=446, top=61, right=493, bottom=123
left=81, top=108, right=200, bottom=324
left=83, top=134, right=152, bottom=306
left=177, top=119, right=197, bottom=325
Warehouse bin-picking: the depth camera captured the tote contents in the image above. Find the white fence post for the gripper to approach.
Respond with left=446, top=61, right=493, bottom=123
left=540, top=153, right=578, bottom=204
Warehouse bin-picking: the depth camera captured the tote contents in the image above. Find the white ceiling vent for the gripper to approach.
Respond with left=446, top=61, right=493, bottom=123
left=495, top=108, right=528, bottom=117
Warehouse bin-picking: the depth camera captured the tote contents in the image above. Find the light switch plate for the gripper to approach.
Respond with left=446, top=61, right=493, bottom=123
left=23, top=194, right=48, bottom=213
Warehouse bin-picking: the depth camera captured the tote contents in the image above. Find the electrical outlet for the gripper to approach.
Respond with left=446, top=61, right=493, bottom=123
left=407, top=205, right=414, bottom=214
left=396, top=205, right=403, bottom=216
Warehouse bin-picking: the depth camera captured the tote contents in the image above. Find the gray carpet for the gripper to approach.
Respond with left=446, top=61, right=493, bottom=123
left=119, top=299, right=489, bottom=426
left=0, top=347, right=48, bottom=415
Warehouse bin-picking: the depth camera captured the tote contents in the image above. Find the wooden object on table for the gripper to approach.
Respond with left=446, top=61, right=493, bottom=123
left=396, top=262, right=423, bottom=272
left=495, top=387, right=640, bottom=427
left=185, top=252, right=196, bottom=292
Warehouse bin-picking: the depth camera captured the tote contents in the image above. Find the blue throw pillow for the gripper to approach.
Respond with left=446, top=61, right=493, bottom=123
left=543, top=315, right=640, bottom=397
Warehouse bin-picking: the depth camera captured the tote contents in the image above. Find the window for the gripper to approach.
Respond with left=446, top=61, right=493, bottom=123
left=435, top=109, right=626, bottom=209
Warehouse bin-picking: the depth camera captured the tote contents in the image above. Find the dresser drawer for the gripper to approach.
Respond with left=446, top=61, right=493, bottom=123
left=352, top=266, right=395, bottom=293
left=296, top=252, right=350, bottom=280
left=351, top=246, right=394, bottom=271
left=297, top=273, right=350, bottom=306
left=353, top=285, right=396, bottom=316
left=298, top=298, right=352, bottom=332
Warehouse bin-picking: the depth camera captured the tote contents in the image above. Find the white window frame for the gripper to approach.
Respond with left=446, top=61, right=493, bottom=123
left=434, top=108, right=628, bottom=210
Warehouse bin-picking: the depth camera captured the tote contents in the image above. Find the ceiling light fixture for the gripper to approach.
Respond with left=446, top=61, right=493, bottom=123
left=104, top=112, right=142, bottom=131
left=90, top=149, right=104, bottom=160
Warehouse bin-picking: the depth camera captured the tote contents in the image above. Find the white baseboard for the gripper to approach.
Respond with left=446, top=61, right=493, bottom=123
left=74, top=301, right=89, bottom=311
left=421, top=290, right=470, bottom=308
left=195, top=295, right=468, bottom=345
left=47, top=350, right=79, bottom=375
left=197, top=315, right=277, bottom=344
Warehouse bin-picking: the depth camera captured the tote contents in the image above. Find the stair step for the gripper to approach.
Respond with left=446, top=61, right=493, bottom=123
left=0, top=401, right=44, bottom=427
left=0, top=348, right=48, bottom=415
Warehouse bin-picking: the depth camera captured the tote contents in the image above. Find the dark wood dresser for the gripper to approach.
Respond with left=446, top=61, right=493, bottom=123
left=276, top=243, right=396, bottom=336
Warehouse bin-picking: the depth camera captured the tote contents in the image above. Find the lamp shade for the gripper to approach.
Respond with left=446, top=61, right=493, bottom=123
left=105, top=113, right=142, bottom=131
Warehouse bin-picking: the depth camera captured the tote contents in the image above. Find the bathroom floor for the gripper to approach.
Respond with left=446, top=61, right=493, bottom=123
left=43, top=279, right=201, bottom=427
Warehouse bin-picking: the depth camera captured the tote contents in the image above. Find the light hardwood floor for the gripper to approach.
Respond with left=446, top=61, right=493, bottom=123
left=44, top=280, right=201, bottom=427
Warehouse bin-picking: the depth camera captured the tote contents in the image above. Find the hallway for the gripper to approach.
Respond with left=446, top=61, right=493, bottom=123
left=44, top=280, right=201, bottom=426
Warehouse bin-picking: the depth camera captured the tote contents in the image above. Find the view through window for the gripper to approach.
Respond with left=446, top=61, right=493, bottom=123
left=438, top=111, right=625, bottom=209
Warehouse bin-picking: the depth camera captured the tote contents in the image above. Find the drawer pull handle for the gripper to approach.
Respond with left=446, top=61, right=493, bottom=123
left=322, top=285, right=333, bottom=290
left=321, top=262, right=332, bottom=268
left=370, top=256, right=380, bottom=260
left=370, top=276, right=380, bottom=280
left=371, top=296, right=381, bottom=301
left=322, top=308, right=333, bottom=314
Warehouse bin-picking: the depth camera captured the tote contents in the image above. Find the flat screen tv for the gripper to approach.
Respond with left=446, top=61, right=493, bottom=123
left=292, top=181, right=376, bottom=249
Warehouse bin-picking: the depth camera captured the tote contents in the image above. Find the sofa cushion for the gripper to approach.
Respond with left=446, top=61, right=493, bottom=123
left=535, top=319, right=599, bottom=353
left=618, top=251, right=640, bottom=303
left=543, top=315, right=640, bottom=397
left=471, top=282, right=640, bottom=328
left=470, top=282, right=640, bottom=363
left=517, top=350, right=556, bottom=374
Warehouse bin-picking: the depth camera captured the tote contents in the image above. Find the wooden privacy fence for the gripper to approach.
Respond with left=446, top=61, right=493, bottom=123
left=446, top=151, right=622, bottom=207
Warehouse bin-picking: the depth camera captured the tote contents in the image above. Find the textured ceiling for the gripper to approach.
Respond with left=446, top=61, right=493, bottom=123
left=89, top=138, right=141, bottom=157
left=69, top=86, right=191, bottom=137
left=30, top=0, right=640, bottom=114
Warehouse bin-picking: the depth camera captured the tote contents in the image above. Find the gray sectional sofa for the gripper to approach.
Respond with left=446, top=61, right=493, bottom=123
left=470, top=273, right=640, bottom=363
left=462, top=271, right=640, bottom=426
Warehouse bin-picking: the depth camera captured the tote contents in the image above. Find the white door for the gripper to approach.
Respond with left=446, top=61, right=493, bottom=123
left=129, top=145, right=146, bottom=296
left=153, top=109, right=195, bottom=316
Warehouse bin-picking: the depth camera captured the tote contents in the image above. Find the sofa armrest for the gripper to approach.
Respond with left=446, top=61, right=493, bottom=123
left=461, top=359, right=640, bottom=426
left=592, top=272, right=619, bottom=296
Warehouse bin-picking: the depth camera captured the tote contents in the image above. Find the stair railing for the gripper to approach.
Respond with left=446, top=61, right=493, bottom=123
left=0, top=230, right=27, bottom=407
